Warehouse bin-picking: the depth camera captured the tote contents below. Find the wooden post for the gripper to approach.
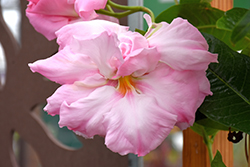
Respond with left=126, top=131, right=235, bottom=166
left=183, top=128, right=233, bottom=167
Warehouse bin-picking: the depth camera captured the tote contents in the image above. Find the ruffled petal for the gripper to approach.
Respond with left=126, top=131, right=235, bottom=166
left=59, top=86, right=121, bottom=138
left=70, top=31, right=124, bottom=79
left=74, top=0, right=107, bottom=20
left=29, top=46, right=98, bottom=84
left=26, top=0, right=78, bottom=40
left=116, top=47, right=160, bottom=77
left=147, top=18, right=218, bottom=71
left=44, top=83, right=97, bottom=116
left=104, top=92, right=177, bottom=156
left=136, top=63, right=210, bottom=130
left=56, top=20, right=128, bottom=50
left=118, top=31, right=149, bottom=57
left=96, top=14, right=119, bottom=24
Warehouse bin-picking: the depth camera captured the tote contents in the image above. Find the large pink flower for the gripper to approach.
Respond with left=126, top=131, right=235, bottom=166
left=29, top=19, right=217, bottom=156
left=26, top=0, right=111, bottom=40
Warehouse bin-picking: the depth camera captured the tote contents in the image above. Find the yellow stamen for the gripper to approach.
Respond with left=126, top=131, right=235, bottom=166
left=117, top=76, right=136, bottom=96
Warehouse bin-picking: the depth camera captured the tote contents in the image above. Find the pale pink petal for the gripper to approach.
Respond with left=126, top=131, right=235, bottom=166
left=56, top=20, right=128, bottom=50
left=29, top=46, right=98, bottom=84
left=44, top=83, right=96, bottom=116
left=136, top=63, right=210, bottom=130
left=26, top=0, right=77, bottom=16
left=59, top=86, right=121, bottom=138
left=147, top=18, right=218, bottom=71
left=26, top=12, right=74, bottom=40
left=143, top=14, right=152, bottom=28
left=26, top=0, right=79, bottom=40
left=104, top=92, right=177, bottom=156
left=74, top=0, right=107, bottom=20
left=118, top=31, right=149, bottom=57
left=96, top=14, right=119, bottom=24
left=70, top=31, right=124, bottom=79
left=116, top=47, right=160, bottom=77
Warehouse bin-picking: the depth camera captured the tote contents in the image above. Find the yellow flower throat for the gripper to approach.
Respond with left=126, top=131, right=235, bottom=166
left=117, top=76, right=136, bottom=96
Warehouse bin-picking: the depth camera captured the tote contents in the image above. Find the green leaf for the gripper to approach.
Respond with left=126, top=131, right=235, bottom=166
left=231, top=10, right=250, bottom=45
left=216, top=8, right=250, bottom=49
left=156, top=3, right=223, bottom=27
left=180, top=0, right=212, bottom=4
left=211, top=151, right=226, bottom=167
left=191, top=122, right=218, bottom=136
left=200, top=33, right=250, bottom=134
left=242, top=45, right=250, bottom=57
left=156, top=4, right=250, bottom=51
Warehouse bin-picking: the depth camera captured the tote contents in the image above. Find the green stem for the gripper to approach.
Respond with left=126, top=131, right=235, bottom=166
left=106, top=4, right=114, bottom=13
left=96, top=0, right=155, bottom=22
left=174, top=0, right=179, bottom=5
left=201, top=128, right=214, bottom=164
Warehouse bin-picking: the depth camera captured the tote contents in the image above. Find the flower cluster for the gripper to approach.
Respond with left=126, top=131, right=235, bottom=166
left=27, top=0, right=218, bottom=156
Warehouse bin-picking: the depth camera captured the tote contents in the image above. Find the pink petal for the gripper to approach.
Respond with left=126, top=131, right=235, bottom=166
left=56, top=20, right=128, bottom=50
left=70, top=31, right=124, bottom=79
left=104, top=92, right=177, bottom=156
left=26, top=0, right=78, bottom=40
left=118, top=31, right=149, bottom=57
left=44, top=83, right=96, bottom=116
left=136, top=63, right=210, bottom=130
left=29, top=46, right=98, bottom=84
left=147, top=18, right=218, bottom=71
left=116, top=47, right=160, bottom=77
left=59, top=86, right=121, bottom=138
left=96, top=14, right=119, bottom=24
left=74, top=0, right=107, bottom=20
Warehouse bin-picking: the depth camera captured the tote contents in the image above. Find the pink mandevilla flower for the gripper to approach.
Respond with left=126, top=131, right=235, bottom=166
left=26, top=0, right=115, bottom=40
left=29, top=18, right=218, bottom=156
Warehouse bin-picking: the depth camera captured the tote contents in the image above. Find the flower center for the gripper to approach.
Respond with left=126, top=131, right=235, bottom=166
left=117, top=76, right=136, bottom=96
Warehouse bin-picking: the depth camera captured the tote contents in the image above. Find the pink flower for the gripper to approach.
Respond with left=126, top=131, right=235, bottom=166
left=29, top=19, right=217, bottom=156
left=26, top=0, right=109, bottom=40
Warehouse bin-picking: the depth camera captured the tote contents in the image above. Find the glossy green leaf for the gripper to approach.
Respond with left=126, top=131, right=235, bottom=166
left=180, top=0, right=212, bottom=4
left=156, top=3, right=223, bottom=27
left=211, top=151, right=226, bottom=167
left=200, top=33, right=250, bottom=134
left=216, top=8, right=250, bottom=49
left=242, top=45, right=250, bottom=57
left=231, top=10, right=250, bottom=45
left=156, top=4, right=250, bottom=51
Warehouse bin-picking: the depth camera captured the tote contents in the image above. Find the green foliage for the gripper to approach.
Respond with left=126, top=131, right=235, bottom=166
left=156, top=4, right=250, bottom=51
left=211, top=151, right=226, bottom=167
left=216, top=8, right=250, bottom=50
left=180, top=0, right=212, bottom=4
left=200, top=33, right=250, bottom=134
left=231, top=10, right=250, bottom=45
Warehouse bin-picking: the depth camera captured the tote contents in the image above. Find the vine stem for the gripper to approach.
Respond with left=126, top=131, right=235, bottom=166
left=96, top=0, right=155, bottom=22
left=201, top=128, right=217, bottom=165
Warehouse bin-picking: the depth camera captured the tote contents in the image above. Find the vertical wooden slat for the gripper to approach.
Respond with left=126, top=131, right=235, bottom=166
left=212, top=131, right=233, bottom=166
left=211, top=0, right=233, bottom=11
left=183, top=129, right=233, bottom=167
left=183, top=128, right=210, bottom=167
